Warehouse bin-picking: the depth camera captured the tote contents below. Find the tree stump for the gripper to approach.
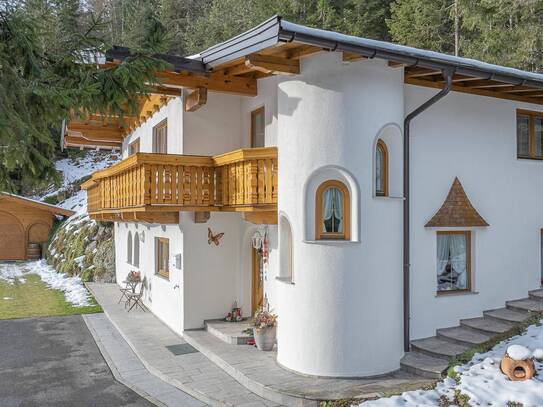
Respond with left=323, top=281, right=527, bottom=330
left=501, top=353, right=536, bottom=381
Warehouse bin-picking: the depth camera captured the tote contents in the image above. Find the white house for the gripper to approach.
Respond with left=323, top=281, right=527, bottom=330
left=74, top=16, right=543, bottom=379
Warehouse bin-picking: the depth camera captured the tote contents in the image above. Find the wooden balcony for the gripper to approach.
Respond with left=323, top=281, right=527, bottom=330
left=81, top=147, right=277, bottom=224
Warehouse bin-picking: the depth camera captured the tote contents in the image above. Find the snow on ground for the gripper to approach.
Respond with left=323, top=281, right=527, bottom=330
left=361, top=322, right=543, bottom=407
left=58, top=189, right=87, bottom=214
left=35, top=150, right=118, bottom=201
left=0, top=261, right=92, bottom=307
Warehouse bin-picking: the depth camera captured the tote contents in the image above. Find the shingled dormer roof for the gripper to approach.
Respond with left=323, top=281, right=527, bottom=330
left=425, top=178, right=489, bottom=228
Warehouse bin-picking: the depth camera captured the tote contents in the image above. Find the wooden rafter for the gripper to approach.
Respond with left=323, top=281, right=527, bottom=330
left=184, top=87, right=208, bottom=112
left=244, top=54, right=300, bottom=75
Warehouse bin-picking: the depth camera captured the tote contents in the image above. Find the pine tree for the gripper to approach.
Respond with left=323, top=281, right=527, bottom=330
left=0, top=1, right=167, bottom=193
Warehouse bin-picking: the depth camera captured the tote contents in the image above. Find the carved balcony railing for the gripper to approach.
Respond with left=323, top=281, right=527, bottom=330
left=81, top=147, right=277, bottom=223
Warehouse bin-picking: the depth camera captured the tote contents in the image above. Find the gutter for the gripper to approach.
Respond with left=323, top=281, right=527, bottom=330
left=403, top=68, right=454, bottom=351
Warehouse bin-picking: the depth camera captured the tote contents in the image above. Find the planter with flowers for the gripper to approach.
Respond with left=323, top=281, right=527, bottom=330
left=251, top=307, right=277, bottom=351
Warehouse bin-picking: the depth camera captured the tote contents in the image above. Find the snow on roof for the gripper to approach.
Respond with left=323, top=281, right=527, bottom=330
left=0, top=192, right=75, bottom=216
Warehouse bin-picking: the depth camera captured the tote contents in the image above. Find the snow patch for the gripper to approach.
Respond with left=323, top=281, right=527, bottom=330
left=361, top=321, right=543, bottom=407
left=0, top=261, right=93, bottom=307
left=507, top=344, right=532, bottom=360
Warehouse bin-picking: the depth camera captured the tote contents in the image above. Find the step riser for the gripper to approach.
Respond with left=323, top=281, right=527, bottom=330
left=483, top=311, right=525, bottom=325
left=400, top=363, right=443, bottom=380
left=506, top=303, right=536, bottom=314
left=529, top=293, right=543, bottom=302
left=459, top=322, right=511, bottom=336
left=436, top=332, right=483, bottom=348
left=410, top=344, right=455, bottom=361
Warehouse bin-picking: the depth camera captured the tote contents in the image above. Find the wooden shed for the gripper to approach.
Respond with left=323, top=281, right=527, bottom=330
left=0, top=193, right=74, bottom=260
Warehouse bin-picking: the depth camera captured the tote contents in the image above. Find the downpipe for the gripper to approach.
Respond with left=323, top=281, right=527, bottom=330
left=403, top=68, right=454, bottom=352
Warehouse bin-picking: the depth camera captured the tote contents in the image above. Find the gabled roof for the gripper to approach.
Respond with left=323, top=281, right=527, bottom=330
left=0, top=192, right=75, bottom=217
left=425, top=178, right=489, bottom=228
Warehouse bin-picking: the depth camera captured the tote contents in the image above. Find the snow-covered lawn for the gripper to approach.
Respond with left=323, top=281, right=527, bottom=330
left=362, top=322, right=543, bottom=407
left=0, top=260, right=92, bottom=307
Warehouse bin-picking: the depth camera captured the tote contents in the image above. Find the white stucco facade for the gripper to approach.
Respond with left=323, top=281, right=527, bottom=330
left=109, top=49, right=543, bottom=378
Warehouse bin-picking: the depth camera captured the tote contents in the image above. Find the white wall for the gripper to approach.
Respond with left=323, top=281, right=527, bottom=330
left=407, top=85, right=543, bottom=339
left=275, top=52, right=405, bottom=377
left=240, top=75, right=281, bottom=147
left=122, top=97, right=184, bottom=157
left=183, top=92, right=242, bottom=155
left=115, top=221, right=184, bottom=334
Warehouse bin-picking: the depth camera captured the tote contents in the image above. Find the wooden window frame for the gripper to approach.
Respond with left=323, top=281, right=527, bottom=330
left=128, top=139, right=140, bottom=156
left=155, top=237, right=170, bottom=280
left=436, top=230, right=472, bottom=294
left=152, top=119, right=168, bottom=154
left=376, top=139, right=389, bottom=196
left=315, top=180, right=351, bottom=241
left=251, top=107, right=265, bottom=148
left=517, top=109, right=543, bottom=160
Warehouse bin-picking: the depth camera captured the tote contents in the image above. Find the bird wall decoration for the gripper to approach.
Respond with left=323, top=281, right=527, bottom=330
left=208, top=228, right=225, bottom=246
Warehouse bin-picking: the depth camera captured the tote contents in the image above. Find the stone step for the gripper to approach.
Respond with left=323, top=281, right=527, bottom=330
left=460, top=317, right=514, bottom=335
left=204, top=319, right=252, bottom=345
left=483, top=308, right=529, bottom=324
left=506, top=298, right=543, bottom=313
left=410, top=336, right=469, bottom=360
left=436, top=326, right=492, bottom=347
left=529, top=289, right=543, bottom=302
left=400, top=351, right=449, bottom=379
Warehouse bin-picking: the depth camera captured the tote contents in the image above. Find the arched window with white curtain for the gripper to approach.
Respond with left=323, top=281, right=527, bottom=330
left=127, top=231, right=133, bottom=264
left=315, top=180, right=350, bottom=240
left=375, top=139, right=388, bottom=196
left=133, top=232, right=140, bottom=268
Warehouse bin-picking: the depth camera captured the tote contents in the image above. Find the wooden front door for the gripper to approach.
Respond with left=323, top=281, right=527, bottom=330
left=252, top=248, right=264, bottom=315
left=0, top=212, right=25, bottom=260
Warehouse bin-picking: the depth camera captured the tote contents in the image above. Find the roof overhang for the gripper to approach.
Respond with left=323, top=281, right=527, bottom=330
left=0, top=192, right=75, bottom=217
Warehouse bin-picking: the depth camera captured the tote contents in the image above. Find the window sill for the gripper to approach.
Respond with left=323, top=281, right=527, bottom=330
left=435, top=290, right=478, bottom=298
left=304, top=239, right=360, bottom=245
left=373, top=195, right=405, bottom=200
left=154, top=273, right=170, bottom=282
left=517, top=156, right=543, bottom=161
left=276, top=276, right=294, bottom=285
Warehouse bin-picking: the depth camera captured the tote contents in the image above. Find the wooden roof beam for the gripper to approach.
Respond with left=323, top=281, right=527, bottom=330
left=155, top=70, right=256, bottom=96
left=66, top=123, right=123, bottom=138
left=184, top=87, right=208, bottom=112
left=463, top=80, right=516, bottom=89
left=405, top=67, right=442, bottom=78
left=244, top=54, right=300, bottom=75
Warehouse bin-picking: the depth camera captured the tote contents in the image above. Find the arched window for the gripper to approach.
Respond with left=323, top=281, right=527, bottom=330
left=127, top=231, right=133, bottom=264
left=315, top=180, right=350, bottom=240
left=376, top=139, right=388, bottom=196
left=133, top=233, right=140, bottom=268
left=279, top=215, right=293, bottom=281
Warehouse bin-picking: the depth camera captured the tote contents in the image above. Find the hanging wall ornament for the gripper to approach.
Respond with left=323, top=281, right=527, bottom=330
left=208, top=228, right=225, bottom=246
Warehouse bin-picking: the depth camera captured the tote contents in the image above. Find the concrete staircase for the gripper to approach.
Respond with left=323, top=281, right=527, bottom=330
left=401, top=288, right=543, bottom=378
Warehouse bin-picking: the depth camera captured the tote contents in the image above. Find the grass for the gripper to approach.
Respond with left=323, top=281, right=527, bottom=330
left=0, top=274, right=102, bottom=320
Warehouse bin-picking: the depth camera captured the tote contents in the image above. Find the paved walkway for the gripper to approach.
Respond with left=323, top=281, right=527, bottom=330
left=86, top=283, right=280, bottom=407
left=84, top=313, right=206, bottom=407
left=0, top=315, right=152, bottom=407
left=183, top=330, right=434, bottom=403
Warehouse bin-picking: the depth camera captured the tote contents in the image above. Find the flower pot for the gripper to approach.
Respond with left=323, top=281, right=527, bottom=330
left=253, top=326, right=276, bottom=351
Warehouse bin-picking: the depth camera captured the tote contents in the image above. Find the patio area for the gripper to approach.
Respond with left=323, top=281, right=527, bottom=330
left=87, top=283, right=435, bottom=406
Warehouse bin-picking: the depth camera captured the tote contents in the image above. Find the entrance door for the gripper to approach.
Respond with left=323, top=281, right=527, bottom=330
left=252, top=247, right=264, bottom=314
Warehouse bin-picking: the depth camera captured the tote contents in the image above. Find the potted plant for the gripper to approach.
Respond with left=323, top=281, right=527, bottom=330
left=250, top=307, right=277, bottom=351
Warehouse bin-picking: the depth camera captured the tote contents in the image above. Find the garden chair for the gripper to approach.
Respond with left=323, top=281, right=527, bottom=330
left=126, top=282, right=146, bottom=313
left=118, top=281, right=132, bottom=304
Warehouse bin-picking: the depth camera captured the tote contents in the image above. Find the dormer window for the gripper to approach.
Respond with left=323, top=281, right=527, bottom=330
left=315, top=180, right=350, bottom=240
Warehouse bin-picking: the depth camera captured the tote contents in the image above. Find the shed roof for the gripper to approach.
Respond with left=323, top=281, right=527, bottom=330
left=0, top=192, right=75, bottom=217
left=425, top=178, right=489, bottom=228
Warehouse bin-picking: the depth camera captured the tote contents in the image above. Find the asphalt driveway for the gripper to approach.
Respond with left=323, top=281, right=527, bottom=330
left=0, top=315, right=153, bottom=407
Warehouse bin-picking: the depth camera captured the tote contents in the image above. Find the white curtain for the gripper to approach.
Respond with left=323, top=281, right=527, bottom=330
left=437, top=233, right=467, bottom=290
left=376, top=146, right=383, bottom=192
left=322, top=187, right=343, bottom=233
left=449, top=234, right=467, bottom=289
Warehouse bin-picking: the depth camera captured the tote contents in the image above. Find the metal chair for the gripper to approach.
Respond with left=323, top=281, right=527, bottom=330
left=118, top=281, right=132, bottom=304
left=126, top=282, right=146, bottom=312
